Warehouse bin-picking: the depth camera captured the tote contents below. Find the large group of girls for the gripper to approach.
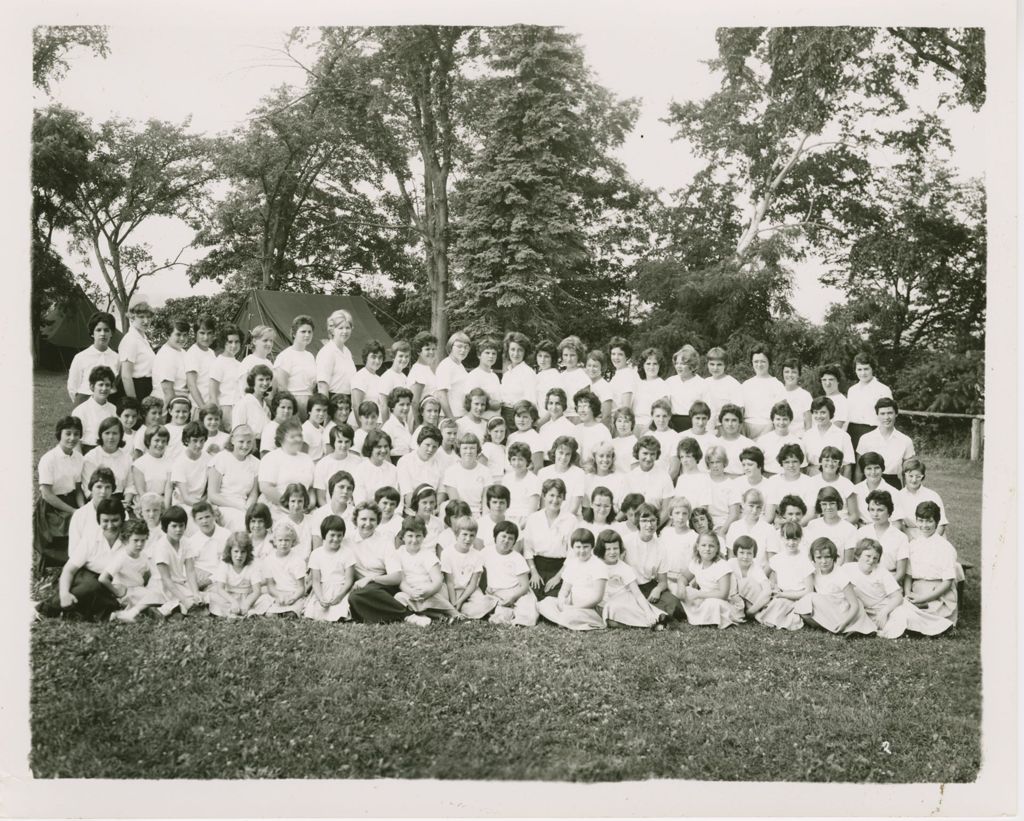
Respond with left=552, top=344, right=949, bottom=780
left=35, top=296, right=961, bottom=638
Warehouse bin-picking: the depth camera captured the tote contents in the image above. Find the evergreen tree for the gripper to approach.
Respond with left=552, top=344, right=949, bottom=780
left=450, top=26, right=643, bottom=343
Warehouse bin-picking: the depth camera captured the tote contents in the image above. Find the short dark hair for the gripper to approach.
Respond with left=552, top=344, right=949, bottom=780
left=160, top=505, right=188, bottom=529
left=320, top=515, right=347, bottom=539
left=55, top=415, right=83, bottom=440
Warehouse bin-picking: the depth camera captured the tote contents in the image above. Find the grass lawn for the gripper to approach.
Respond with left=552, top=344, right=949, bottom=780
left=29, top=369, right=983, bottom=782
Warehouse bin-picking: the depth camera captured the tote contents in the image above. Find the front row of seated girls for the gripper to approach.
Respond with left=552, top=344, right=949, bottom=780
left=38, top=454, right=957, bottom=637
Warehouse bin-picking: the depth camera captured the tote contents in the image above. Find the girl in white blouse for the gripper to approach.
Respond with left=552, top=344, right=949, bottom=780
left=273, top=314, right=317, bottom=419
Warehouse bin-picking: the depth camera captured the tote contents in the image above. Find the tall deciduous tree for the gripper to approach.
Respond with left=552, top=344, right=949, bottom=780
left=191, top=86, right=416, bottom=293
left=665, top=27, right=982, bottom=266
left=449, top=26, right=644, bottom=342
left=32, top=105, right=215, bottom=328
left=301, top=26, right=478, bottom=345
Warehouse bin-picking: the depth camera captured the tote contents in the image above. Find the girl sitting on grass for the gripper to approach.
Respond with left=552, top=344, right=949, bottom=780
left=596, top=529, right=665, bottom=629
left=149, top=505, right=203, bottom=618
left=677, top=531, right=744, bottom=629
left=756, top=521, right=814, bottom=631
left=537, top=528, right=608, bottom=631
left=303, top=516, right=356, bottom=623
left=482, top=521, right=539, bottom=627
left=392, top=517, right=458, bottom=622
left=441, top=517, right=498, bottom=620
left=102, top=519, right=155, bottom=623
left=903, top=501, right=959, bottom=629
left=853, top=533, right=952, bottom=637
left=794, top=537, right=876, bottom=635
left=523, top=479, right=578, bottom=598
left=208, top=532, right=264, bottom=620
left=253, top=521, right=308, bottom=617
left=728, top=535, right=771, bottom=619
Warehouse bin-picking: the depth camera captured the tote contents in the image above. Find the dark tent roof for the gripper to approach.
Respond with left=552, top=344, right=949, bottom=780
left=231, top=290, right=394, bottom=365
left=36, top=287, right=123, bottom=370
left=40, top=286, right=123, bottom=350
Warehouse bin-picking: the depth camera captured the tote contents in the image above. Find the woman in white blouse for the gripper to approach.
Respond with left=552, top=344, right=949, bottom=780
left=408, top=331, right=438, bottom=427
left=118, top=299, right=156, bottom=401
left=500, top=331, right=536, bottom=430
left=740, top=345, right=786, bottom=439
left=433, top=331, right=471, bottom=420
left=152, top=320, right=190, bottom=404
left=316, top=309, right=357, bottom=403
left=274, top=314, right=318, bottom=419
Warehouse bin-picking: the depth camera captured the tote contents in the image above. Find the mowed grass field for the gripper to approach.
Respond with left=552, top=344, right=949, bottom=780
left=29, top=370, right=983, bottom=782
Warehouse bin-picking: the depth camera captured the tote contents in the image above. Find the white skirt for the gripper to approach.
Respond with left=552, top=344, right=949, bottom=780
left=302, top=580, right=352, bottom=621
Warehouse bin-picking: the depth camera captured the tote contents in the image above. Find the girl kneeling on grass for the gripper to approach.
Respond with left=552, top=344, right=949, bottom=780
left=537, top=528, right=608, bottom=631
left=596, top=530, right=665, bottom=629
left=677, top=531, right=745, bottom=629
left=793, top=537, right=876, bottom=636
left=208, top=533, right=263, bottom=619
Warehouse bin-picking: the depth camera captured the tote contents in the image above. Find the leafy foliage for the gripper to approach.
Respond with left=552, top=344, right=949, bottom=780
left=33, top=26, right=109, bottom=92
left=190, top=86, right=416, bottom=293
left=147, top=292, right=248, bottom=344
left=821, top=162, right=985, bottom=369
left=893, top=349, right=985, bottom=416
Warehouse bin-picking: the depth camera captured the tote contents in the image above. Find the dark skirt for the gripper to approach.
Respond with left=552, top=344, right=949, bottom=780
left=37, top=569, right=121, bottom=620
left=638, top=579, right=682, bottom=621
left=533, top=555, right=565, bottom=599
left=347, top=581, right=412, bottom=624
left=33, top=491, right=78, bottom=571
left=669, top=414, right=692, bottom=433
left=881, top=474, right=903, bottom=490
left=131, top=376, right=153, bottom=400
left=846, top=422, right=873, bottom=452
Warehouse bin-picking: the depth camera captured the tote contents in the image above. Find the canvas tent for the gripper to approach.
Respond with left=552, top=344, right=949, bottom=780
left=35, top=286, right=123, bottom=370
left=231, top=290, right=394, bottom=365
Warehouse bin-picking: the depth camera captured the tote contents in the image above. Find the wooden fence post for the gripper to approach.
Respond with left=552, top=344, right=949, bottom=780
left=970, top=417, right=982, bottom=461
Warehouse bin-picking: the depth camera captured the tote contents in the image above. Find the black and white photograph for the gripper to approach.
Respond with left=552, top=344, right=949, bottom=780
left=3, top=0, right=1016, bottom=816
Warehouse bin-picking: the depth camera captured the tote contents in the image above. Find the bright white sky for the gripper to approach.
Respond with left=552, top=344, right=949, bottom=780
left=39, top=23, right=984, bottom=323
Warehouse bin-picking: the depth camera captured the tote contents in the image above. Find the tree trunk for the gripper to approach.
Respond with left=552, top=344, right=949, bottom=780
left=430, top=244, right=448, bottom=345
left=422, top=158, right=449, bottom=344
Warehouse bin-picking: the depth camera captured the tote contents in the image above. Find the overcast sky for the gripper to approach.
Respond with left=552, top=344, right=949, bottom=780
left=40, top=22, right=984, bottom=323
